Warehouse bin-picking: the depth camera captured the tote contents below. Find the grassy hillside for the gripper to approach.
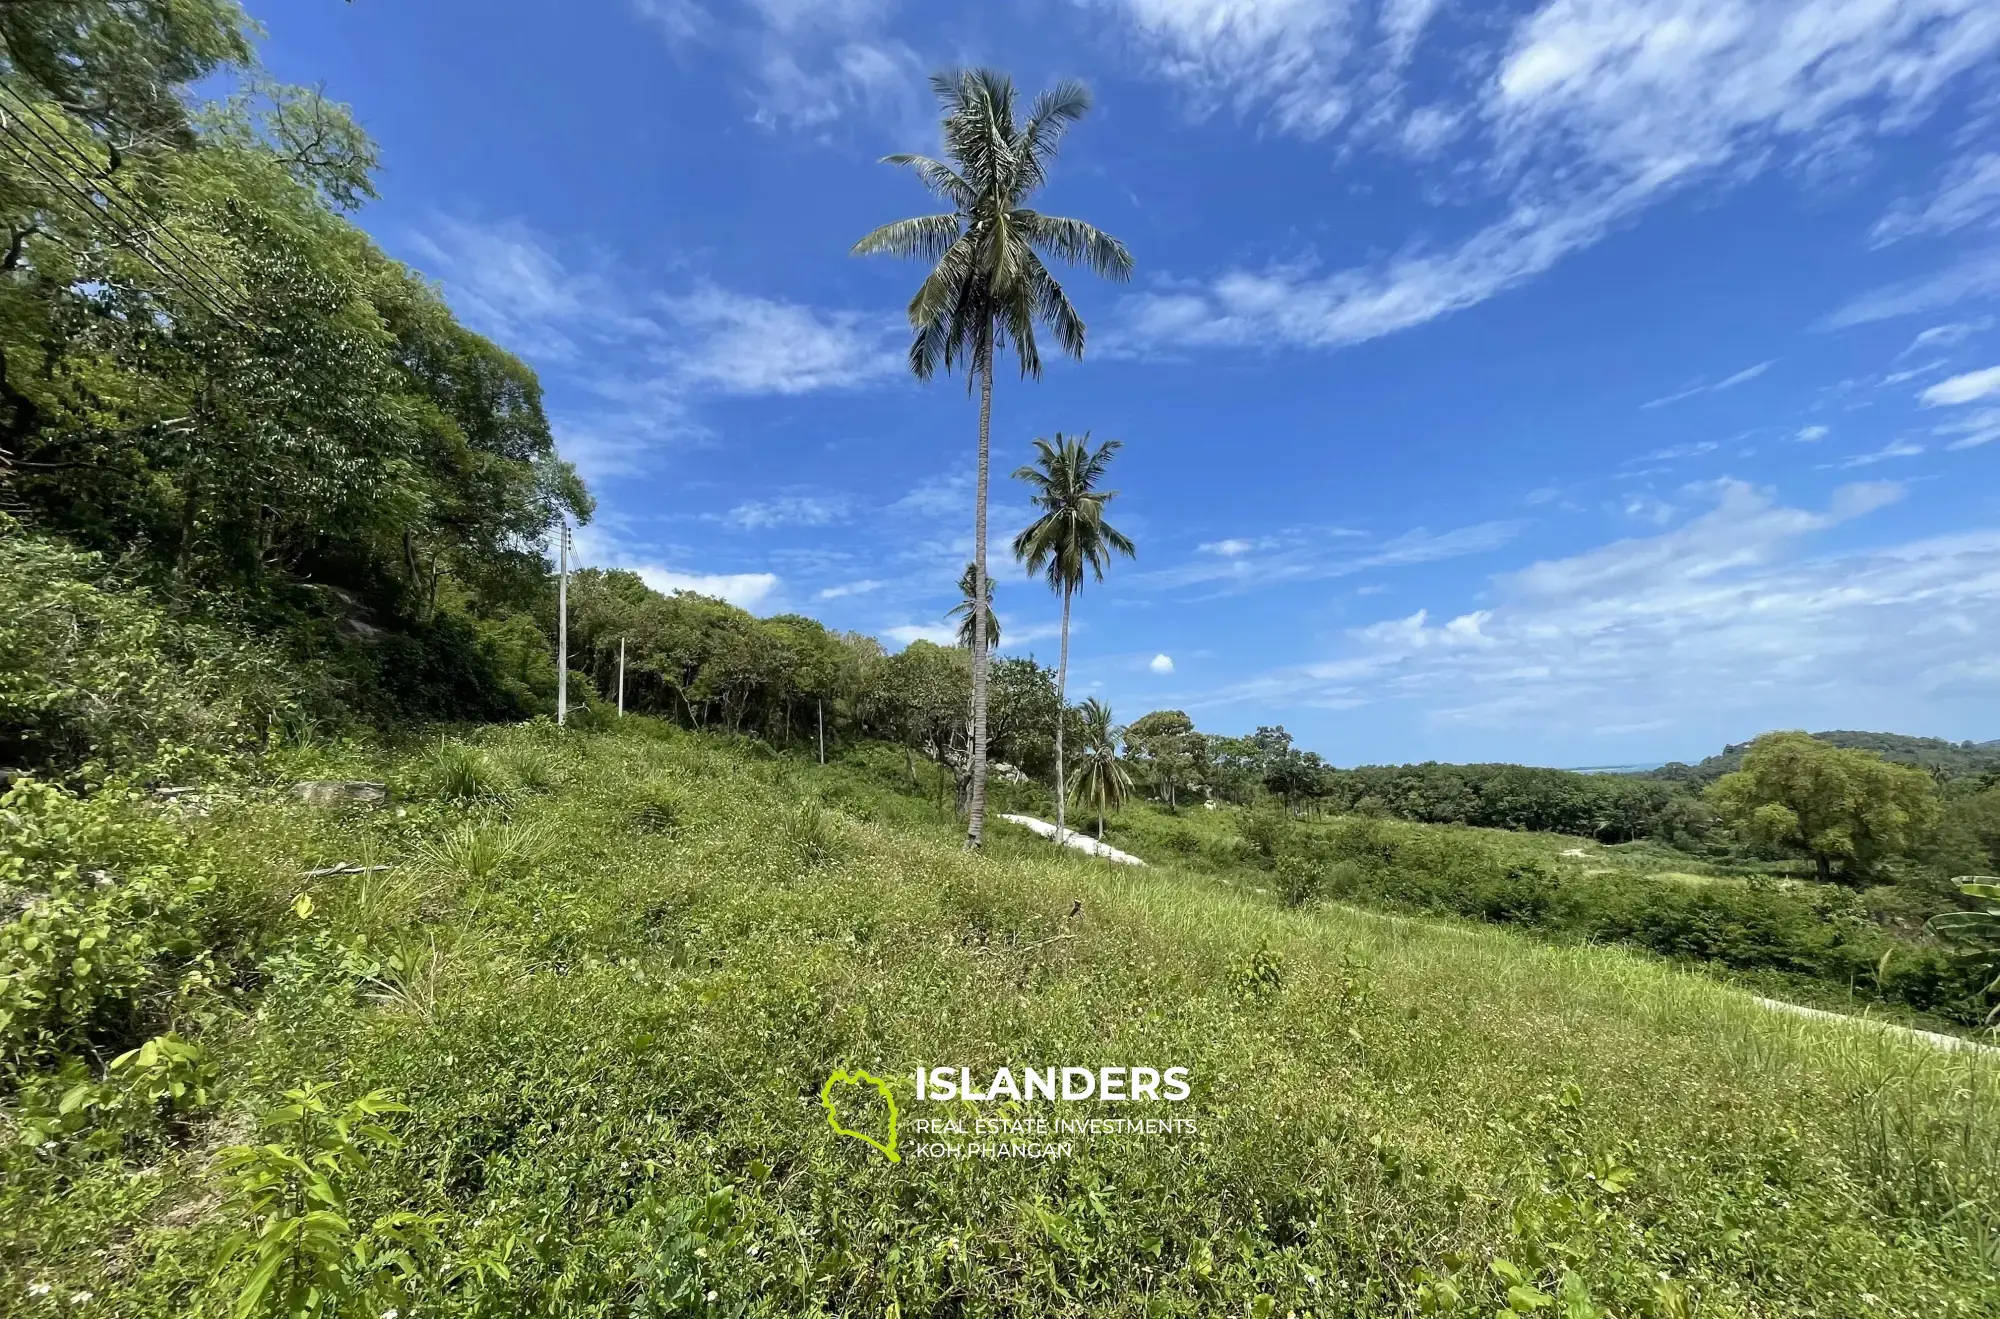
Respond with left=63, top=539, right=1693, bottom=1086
left=6, top=723, right=2000, bottom=1318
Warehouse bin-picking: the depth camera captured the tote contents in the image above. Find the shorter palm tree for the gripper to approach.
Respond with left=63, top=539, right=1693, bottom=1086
left=946, top=561, right=999, bottom=650
left=1067, top=698, right=1132, bottom=840
left=1013, top=433, right=1135, bottom=843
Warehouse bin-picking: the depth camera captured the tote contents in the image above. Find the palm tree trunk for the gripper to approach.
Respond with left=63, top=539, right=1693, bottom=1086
left=1053, top=587, right=1071, bottom=844
left=965, top=356, right=993, bottom=850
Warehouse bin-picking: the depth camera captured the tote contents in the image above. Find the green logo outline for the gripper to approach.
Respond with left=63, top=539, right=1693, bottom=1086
left=821, top=1067, right=900, bottom=1163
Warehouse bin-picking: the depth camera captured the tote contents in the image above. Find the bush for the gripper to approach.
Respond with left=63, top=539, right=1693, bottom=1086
left=0, top=780, right=220, bottom=1070
left=0, top=520, right=307, bottom=780
left=1300, top=816, right=1994, bottom=1024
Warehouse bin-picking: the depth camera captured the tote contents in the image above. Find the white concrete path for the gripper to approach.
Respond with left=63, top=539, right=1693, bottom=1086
left=998, top=814, right=1148, bottom=866
left=1751, top=996, right=1997, bottom=1054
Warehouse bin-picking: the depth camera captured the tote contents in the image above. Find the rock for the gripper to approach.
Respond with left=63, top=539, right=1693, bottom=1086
left=292, top=780, right=388, bottom=808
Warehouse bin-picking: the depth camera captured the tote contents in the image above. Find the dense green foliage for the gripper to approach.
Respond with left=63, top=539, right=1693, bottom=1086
left=1, top=0, right=586, bottom=772
left=1710, top=732, right=1941, bottom=883
left=5, top=724, right=1998, bottom=1317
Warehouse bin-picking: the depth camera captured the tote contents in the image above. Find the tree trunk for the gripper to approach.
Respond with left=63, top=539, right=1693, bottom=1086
left=1815, top=853, right=1831, bottom=884
left=965, top=357, right=993, bottom=850
left=1096, top=808, right=1104, bottom=841
left=1053, top=587, right=1071, bottom=844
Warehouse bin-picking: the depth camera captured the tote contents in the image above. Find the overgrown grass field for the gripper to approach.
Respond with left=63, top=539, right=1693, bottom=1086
left=6, top=722, right=1999, bottom=1317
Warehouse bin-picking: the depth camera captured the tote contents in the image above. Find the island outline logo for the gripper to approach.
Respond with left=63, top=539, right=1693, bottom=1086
left=821, top=1067, right=900, bottom=1163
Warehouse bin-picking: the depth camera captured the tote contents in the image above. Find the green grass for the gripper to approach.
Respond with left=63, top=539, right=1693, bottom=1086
left=6, top=722, right=2000, bottom=1317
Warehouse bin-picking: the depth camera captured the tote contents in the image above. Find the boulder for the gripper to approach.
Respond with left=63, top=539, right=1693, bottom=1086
left=292, top=780, right=388, bottom=808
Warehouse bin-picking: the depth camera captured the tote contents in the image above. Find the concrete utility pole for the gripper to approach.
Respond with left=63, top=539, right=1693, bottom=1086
left=817, top=699, right=825, bottom=765
left=618, top=636, right=626, bottom=717
left=556, top=523, right=572, bottom=727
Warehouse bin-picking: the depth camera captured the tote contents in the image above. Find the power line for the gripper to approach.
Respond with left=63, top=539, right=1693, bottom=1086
left=0, top=132, right=242, bottom=326
left=0, top=81, right=243, bottom=308
left=0, top=96, right=247, bottom=323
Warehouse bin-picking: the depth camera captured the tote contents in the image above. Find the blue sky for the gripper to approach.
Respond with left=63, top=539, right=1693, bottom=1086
left=261, top=0, right=2000, bottom=768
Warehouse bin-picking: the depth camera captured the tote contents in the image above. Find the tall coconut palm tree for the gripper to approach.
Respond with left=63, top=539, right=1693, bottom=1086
left=946, top=561, right=999, bottom=651
left=852, top=67, right=1132, bottom=850
left=1068, top=698, right=1132, bottom=840
left=1013, top=432, right=1134, bottom=842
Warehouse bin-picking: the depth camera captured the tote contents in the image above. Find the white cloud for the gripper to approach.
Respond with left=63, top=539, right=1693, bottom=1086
left=1794, top=424, right=1829, bottom=442
left=1203, top=479, right=2000, bottom=735
left=883, top=622, right=959, bottom=647
left=1836, top=439, right=1924, bottom=469
left=1921, top=365, right=2000, bottom=407
left=1826, top=249, right=2000, bottom=328
left=636, top=567, right=783, bottom=608
left=1632, top=439, right=1719, bottom=461
left=1901, top=318, right=1993, bottom=356
left=1149, top=653, right=1175, bottom=674
left=666, top=290, right=901, bottom=394
left=1199, top=537, right=1257, bottom=555
left=1873, top=151, right=2000, bottom=246
left=1113, top=1, right=2000, bottom=354
left=1090, top=0, right=1358, bottom=137
left=636, top=0, right=927, bottom=135
left=405, top=216, right=899, bottom=479
left=817, top=578, right=884, bottom=600
left=892, top=473, right=972, bottom=519
left=1939, top=408, right=2000, bottom=451
left=570, top=524, right=783, bottom=610
left=1643, top=361, right=1776, bottom=410
left=1142, top=519, right=1521, bottom=592
left=722, top=495, right=851, bottom=530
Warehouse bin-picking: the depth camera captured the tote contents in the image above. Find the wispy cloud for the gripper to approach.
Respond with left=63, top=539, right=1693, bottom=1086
left=1110, top=1, right=2000, bottom=355
left=817, top=578, right=883, bottom=600
left=722, top=495, right=852, bottom=530
left=1198, top=479, right=1995, bottom=735
left=1921, top=365, right=2000, bottom=407
left=1826, top=249, right=2000, bottom=329
left=635, top=0, right=927, bottom=136
left=1140, top=519, right=1522, bottom=593
left=1834, top=439, right=1925, bottom=469
left=1639, top=361, right=1773, bottom=410
left=403, top=215, right=899, bottom=480
left=1900, top=318, right=1994, bottom=357
left=666, top=290, right=901, bottom=395
left=1872, top=151, right=2000, bottom=246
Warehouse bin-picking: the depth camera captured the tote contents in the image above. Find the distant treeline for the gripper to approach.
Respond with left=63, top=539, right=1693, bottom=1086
left=1314, top=762, right=1712, bottom=845
left=1641, top=731, right=2000, bottom=785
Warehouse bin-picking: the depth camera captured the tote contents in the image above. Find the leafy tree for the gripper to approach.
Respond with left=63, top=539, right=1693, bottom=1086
left=1012, top=432, right=1134, bottom=840
left=1068, top=697, right=1131, bottom=839
left=1708, top=731, right=1940, bottom=883
left=852, top=67, right=1131, bottom=850
left=1126, top=709, right=1198, bottom=810
left=946, top=560, right=998, bottom=650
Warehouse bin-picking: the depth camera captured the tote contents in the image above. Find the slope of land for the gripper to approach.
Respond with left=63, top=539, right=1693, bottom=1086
left=7, top=723, right=1999, bottom=1318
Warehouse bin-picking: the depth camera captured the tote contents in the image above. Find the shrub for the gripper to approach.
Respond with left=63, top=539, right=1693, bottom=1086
left=0, top=780, right=219, bottom=1069
left=0, top=519, right=307, bottom=780
left=629, top=778, right=685, bottom=834
left=409, top=739, right=512, bottom=803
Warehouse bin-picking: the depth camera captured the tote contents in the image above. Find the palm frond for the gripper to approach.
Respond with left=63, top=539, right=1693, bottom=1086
left=1022, top=247, right=1084, bottom=362
left=852, top=213, right=962, bottom=261
left=1019, top=211, right=1134, bottom=280
left=1018, top=79, right=1092, bottom=191
left=882, top=154, right=976, bottom=208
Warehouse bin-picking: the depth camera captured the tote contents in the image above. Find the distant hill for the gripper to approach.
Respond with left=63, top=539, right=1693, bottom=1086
left=1637, top=731, right=2000, bottom=784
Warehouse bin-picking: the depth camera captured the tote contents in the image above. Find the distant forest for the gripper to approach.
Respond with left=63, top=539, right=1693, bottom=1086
left=1637, top=731, right=2000, bottom=784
